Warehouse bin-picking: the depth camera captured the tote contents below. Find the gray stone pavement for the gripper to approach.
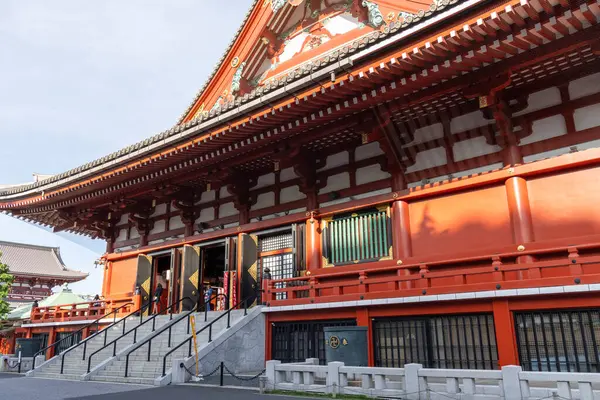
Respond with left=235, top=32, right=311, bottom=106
left=0, top=373, right=313, bottom=399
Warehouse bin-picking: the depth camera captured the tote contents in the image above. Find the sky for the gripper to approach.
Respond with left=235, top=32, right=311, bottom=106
left=0, top=0, right=254, bottom=295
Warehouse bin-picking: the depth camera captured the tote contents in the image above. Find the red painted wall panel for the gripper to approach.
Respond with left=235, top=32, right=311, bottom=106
left=409, top=185, right=513, bottom=257
left=528, top=166, right=600, bottom=241
left=107, top=258, right=138, bottom=297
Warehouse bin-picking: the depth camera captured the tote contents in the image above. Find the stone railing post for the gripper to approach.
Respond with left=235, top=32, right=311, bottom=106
left=404, top=364, right=424, bottom=400
left=266, top=360, right=281, bottom=390
left=327, top=361, right=344, bottom=395
left=171, top=358, right=188, bottom=384
left=501, top=365, right=523, bottom=400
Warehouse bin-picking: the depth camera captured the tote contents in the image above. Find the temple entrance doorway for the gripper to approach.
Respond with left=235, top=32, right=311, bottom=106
left=152, top=254, right=171, bottom=314
left=199, top=243, right=228, bottom=311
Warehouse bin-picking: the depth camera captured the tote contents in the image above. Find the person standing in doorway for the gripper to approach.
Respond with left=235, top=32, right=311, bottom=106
left=204, top=286, right=213, bottom=311
left=152, top=283, right=163, bottom=315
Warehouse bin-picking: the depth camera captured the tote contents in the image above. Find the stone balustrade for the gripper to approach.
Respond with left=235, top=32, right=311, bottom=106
left=265, top=360, right=600, bottom=399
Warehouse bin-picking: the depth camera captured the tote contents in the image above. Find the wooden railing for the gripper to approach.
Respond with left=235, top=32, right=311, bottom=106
left=30, top=295, right=135, bottom=323
left=264, top=241, right=600, bottom=306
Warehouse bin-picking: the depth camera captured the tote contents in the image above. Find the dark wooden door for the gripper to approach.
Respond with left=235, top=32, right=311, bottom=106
left=239, top=234, right=258, bottom=307
left=135, top=254, right=153, bottom=316
left=180, top=245, right=200, bottom=312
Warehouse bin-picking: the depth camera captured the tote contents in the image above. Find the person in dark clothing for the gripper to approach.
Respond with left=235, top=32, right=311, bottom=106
left=92, top=294, right=101, bottom=307
left=31, top=300, right=39, bottom=310
left=152, top=283, right=163, bottom=315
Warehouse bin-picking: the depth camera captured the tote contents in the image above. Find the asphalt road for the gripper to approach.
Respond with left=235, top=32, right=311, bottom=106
left=0, top=373, right=312, bottom=400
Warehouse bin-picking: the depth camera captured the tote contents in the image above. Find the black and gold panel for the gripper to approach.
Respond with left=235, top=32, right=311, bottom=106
left=180, top=245, right=200, bottom=312
left=135, top=254, right=153, bottom=316
left=321, top=206, right=393, bottom=267
left=240, top=233, right=259, bottom=307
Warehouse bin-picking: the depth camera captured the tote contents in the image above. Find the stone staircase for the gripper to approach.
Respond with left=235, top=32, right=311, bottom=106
left=28, top=313, right=177, bottom=381
left=89, top=309, right=248, bottom=385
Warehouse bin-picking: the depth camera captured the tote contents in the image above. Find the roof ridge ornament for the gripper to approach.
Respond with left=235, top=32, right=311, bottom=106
left=362, top=0, right=384, bottom=28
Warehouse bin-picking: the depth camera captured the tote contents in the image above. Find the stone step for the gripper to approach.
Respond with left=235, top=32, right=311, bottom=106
left=90, top=374, right=155, bottom=385
left=32, top=373, right=82, bottom=381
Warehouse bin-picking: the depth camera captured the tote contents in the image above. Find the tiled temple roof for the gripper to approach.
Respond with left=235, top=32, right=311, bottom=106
left=0, top=0, right=459, bottom=198
left=0, top=241, right=88, bottom=280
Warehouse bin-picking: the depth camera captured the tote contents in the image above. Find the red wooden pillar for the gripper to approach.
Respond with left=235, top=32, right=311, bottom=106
left=505, top=176, right=535, bottom=264
left=356, top=308, right=374, bottom=366
left=47, top=327, right=57, bottom=359
left=391, top=200, right=412, bottom=261
left=305, top=215, right=321, bottom=272
left=492, top=300, right=519, bottom=367
left=265, top=313, right=272, bottom=362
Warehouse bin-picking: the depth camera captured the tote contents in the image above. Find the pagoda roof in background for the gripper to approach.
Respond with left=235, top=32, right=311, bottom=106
left=0, top=241, right=88, bottom=281
left=0, top=0, right=456, bottom=200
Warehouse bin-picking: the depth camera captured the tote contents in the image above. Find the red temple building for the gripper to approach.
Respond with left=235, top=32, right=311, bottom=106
left=2, top=0, right=600, bottom=377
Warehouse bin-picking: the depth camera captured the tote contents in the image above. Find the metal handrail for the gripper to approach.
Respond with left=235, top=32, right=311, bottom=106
left=122, top=293, right=228, bottom=377
left=86, top=296, right=193, bottom=373
left=32, top=301, right=134, bottom=370
left=57, top=299, right=150, bottom=374
left=160, top=296, right=250, bottom=377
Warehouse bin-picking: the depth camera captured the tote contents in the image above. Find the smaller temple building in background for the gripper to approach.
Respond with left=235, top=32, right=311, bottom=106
left=0, top=241, right=87, bottom=311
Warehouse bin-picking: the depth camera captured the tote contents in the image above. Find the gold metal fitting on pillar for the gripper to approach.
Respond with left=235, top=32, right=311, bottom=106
left=517, top=245, right=525, bottom=252
left=396, top=260, right=403, bottom=265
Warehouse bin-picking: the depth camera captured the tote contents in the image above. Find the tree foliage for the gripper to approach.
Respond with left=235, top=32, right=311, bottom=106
left=0, top=251, right=14, bottom=321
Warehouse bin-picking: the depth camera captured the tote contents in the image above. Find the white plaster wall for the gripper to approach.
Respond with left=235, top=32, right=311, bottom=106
left=197, top=190, right=216, bottom=204
left=279, top=167, right=298, bottom=182
left=280, top=185, right=306, bottom=203
left=319, top=172, right=350, bottom=194
left=223, top=222, right=239, bottom=229
left=574, top=104, right=600, bottom=131
left=406, top=147, right=446, bottom=172
left=196, top=207, right=215, bottom=224
left=318, top=151, right=349, bottom=171
left=320, top=197, right=351, bottom=208
left=569, top=72, right=600, bottom=100
left=252, top=192, right=275, bottom=210
left=130, top=228, right=140, bottom=239
left=254, top=173, right=275, bottom=189
left=355, top=142, right=383, bottom=161
left=523, top=146, right=573, bottom=163
left=520, top=115, right=567, bottom=145
left=356, top=164, right=390, bottom=185
left=288, top=207, right=307, bottom=215
left=404, top=123, right=443, bottom=146
left=453, top=163, right=503, bottom=179
left=148, top=239, right=164, bottom=245
left=219, top=202, right=237, bottom=218
left=116, top=228, right=127, bottom=242
left=575, top=139, right=600, bottom=151
left=169, top=215, right=185, bottom=230
left=114, top=245, right=134, bottom=252
left=150, top=220, right=165, bottom=235
left=352, top=187, right=392, bottom=199
left=514, top=87, right=562, bottom=116
left=117, top=213, right=129, bottom=225
left=407, top=174, right=448, bottom=188
left=450, top=111, right=489, bottom=133
left=453, top=136, right=502, bottom=162
left=220, top=186, right=230, bottom=199
left=150, top=203, right=167, bottom=217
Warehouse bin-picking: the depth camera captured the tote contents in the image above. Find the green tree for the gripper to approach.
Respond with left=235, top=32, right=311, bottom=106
left=0, top=252, right=14, bottom=321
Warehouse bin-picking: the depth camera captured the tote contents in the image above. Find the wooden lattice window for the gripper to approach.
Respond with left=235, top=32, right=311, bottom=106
left=321, top=206, right=392, bottom=267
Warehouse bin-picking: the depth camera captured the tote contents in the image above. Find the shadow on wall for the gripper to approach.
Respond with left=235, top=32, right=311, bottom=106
left=411, top=203, right=600, bottom=259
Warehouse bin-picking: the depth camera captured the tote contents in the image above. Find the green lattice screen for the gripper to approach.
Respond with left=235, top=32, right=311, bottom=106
left=322, top=207, right=392, bottom=266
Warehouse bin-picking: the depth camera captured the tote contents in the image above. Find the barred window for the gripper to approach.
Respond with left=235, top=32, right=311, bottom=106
left=374, top=314, right=498, bottom=370
left=515, top=310, right=600, bottom=372
left=322, top=207, right=392, bottom=266
left=259, top=232, right=293, bottom=252
left=258, top=230, right=298, bottom=301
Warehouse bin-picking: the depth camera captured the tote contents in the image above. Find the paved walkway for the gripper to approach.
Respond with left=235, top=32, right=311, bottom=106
left=0, top=373, right=312, bottom=399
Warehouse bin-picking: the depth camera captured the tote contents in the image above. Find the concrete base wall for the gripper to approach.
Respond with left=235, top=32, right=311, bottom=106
left=196, top=309, right=265, bottom=375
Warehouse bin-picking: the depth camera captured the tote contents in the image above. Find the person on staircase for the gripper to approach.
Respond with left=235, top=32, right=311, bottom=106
left=152, top=283, right=163, bottom=315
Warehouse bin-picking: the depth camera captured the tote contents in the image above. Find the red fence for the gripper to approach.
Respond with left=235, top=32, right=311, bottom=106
left=264, top=241, right=600, bottom=306
left=30, top=295, right=134, bottom=323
